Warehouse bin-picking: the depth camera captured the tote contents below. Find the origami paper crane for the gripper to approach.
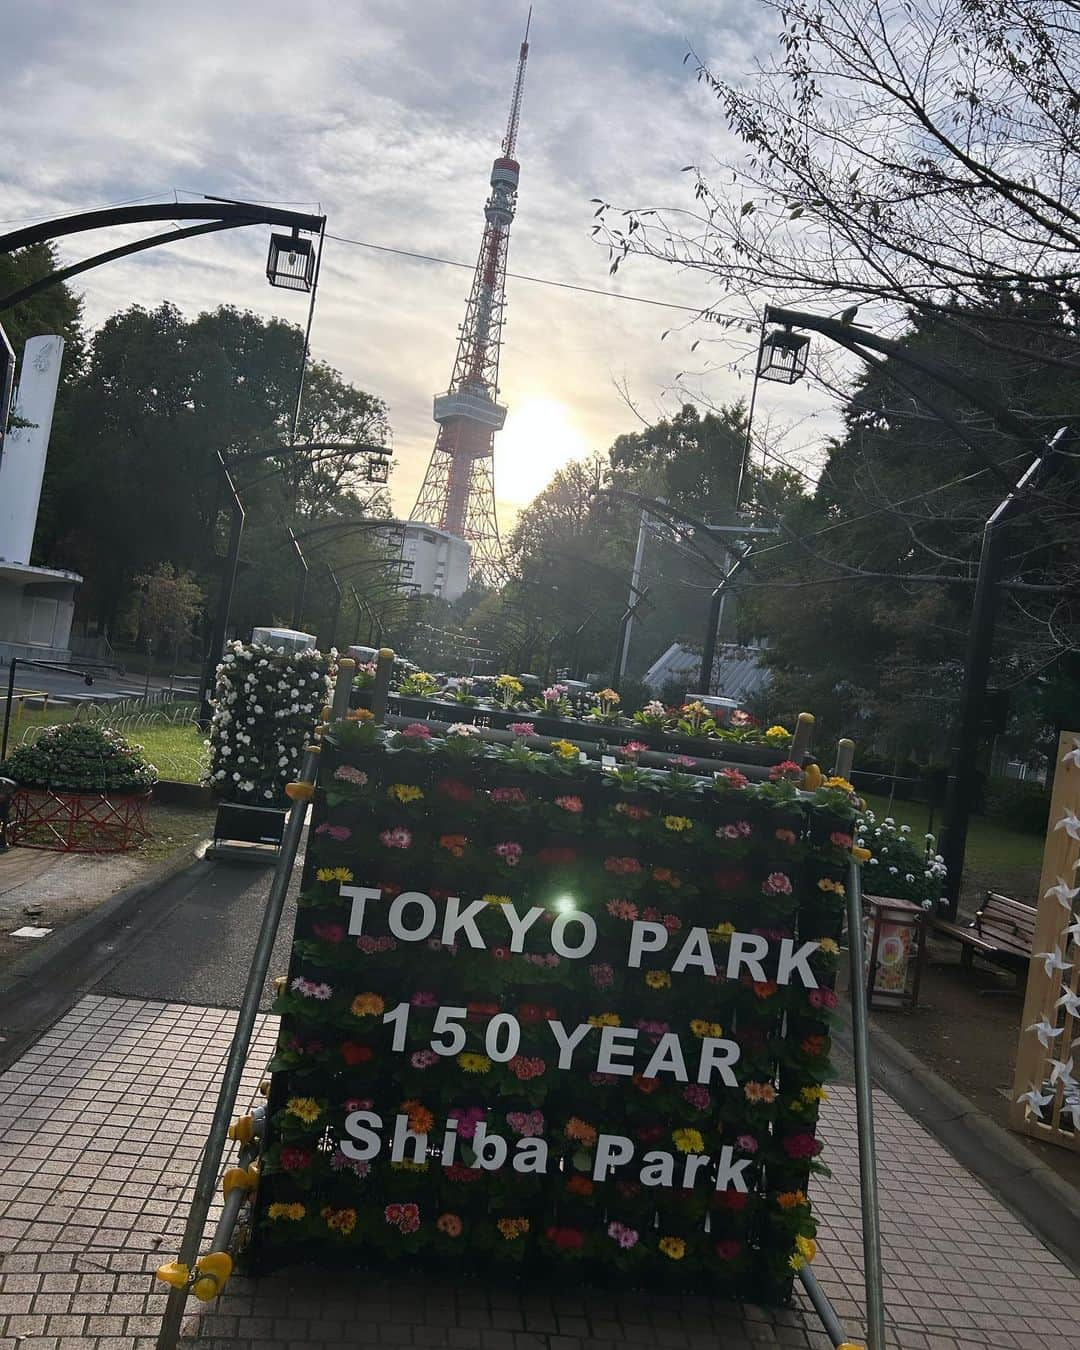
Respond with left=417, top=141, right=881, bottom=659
left=1028, top=1018, right=1065, bottom=1049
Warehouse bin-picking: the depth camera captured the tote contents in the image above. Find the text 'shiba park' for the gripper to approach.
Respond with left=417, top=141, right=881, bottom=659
left=1, top=3, right=1079, bottom=1348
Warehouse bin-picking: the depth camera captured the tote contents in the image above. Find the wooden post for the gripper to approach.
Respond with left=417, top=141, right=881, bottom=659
left=371, top=648, right=395, bottom=721
left=791, top=712, right=815, bottom=763
left=1009, top=731, right=1080, bottom=1150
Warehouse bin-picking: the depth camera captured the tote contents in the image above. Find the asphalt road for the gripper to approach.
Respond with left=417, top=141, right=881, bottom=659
left=98, top=854, right=299, bottom=1009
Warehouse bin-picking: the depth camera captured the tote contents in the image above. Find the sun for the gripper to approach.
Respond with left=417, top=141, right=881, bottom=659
left=494, top=397, right=589, bottom=505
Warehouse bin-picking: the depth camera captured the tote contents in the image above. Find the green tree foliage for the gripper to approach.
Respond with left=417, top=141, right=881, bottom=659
left=127, top=563, right=204, bottom=664
left=0, top=244, right=85, bottom=379
left=36, top=302, right=392, bottom=641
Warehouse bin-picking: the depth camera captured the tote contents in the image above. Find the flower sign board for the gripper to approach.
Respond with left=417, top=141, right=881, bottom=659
left=253, top=722, right=855, bottom=1299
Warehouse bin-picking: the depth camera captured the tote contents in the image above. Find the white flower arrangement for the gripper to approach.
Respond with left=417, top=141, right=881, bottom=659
left=207, top=641, right=330, bottom=807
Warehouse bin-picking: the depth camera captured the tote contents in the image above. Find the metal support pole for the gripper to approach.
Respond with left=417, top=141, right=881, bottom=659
left=289, top=528, right=308, bottom=630
left=735, top=312, right=767, bottom=511
left=939, top=438, right=1064, bottom=917
left=700, top=585, right=725, bottom=698
left=1, top=658, right=18, bottom=763
left=617, top=507, right=652, bottom=683
left=0, top=320, right=14, bottom=470
left=154, top=741, right=320, bottom=1350
left=797, top=1265, right=849, bottom=1347
left=325, top=565, right=342, bottom=653
left=846, top=858, right=887, bottom=1350
left=199, top=456, right=245, bottom=727
left=611, top=591, right=648, bottom=691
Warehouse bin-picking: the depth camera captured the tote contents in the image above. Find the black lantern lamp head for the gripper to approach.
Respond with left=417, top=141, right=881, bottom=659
left=757, top=327, right=810, bottom=384
left=366, top=455, right=391, bottom=484
left=266, top=230, right=316, bottom=291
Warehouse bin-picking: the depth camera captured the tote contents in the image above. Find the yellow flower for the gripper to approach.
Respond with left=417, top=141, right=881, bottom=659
left=321, top=1205, right=357, bottom=1234
left=458, top=1053, right=492, bottom=1074
left=390, top=1159, right=429, bottom=1172
left=351, top=993, right=385, bottom=1017
left=689, top=1019, right=723, bottom=1038
left=316, top=866, right=354, bottom=883
left=597, top=688, right=620, bottom=704
left=497, top=1217, right=530, bottom=1239
left=346, top=707, right=374, bottom=721
left=709, top=922, right=736, bottom=943
left=822, top=776, right=854, bottom=793
left=269, top=1202, right=306, bottom=1220
left=388, top=783, right=423, bottom=803
left=588, top=1012, right=621, bottom=1027
left=645, top=970, right=671, bottom=989
left=796, top=1234, right=817, bottom=1264
left=659, top=1236, right=686, bottom=1260
left=764, top=725, right=791, bottom=742
left=550, top=739, right=579, bottom=760
left=285, top=1097, right=321, bottom=1124
left=817, top=878, right=846, bottom=896
left=816, top=938, right=840, bottom=955
left=483, top=893, right=512, bottom=906
left=800, top=1085, right=828, bottom=1104
left=496, top=674, right=524, bottom=693
left=672, top=1128, right=704, bottom=1154
left=663, top=815, right=693, bottom=833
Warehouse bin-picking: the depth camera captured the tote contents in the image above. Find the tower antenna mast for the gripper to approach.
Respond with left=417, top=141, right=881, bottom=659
left=410, top=13, right=533, bottom=588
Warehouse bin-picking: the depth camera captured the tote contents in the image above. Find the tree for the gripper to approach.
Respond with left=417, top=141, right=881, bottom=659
left=0, top=244, right=85, bottom=380
left=36, top=303, right=391, bottom=639
left=599, top=0, right=1080, bottom=378
left=128, top=563, right=204, bottom=670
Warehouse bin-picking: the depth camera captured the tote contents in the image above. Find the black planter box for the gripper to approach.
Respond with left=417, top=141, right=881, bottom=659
left=213, top=801, right=287, bottom=847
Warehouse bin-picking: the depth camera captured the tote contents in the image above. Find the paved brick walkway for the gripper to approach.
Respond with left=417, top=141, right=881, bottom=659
left=0, top=996, right=1077, bottom=1349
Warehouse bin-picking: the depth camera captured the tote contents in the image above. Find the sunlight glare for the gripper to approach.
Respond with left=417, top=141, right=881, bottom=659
left=495, top=397, right=588, bottom=505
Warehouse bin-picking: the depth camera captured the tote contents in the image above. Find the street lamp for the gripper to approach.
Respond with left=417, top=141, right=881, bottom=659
left=756, top=327, right=811, bottom=384
left=266, top=231, right=317, bottom=291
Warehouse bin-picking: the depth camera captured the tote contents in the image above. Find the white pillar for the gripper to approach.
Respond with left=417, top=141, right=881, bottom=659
left=0, top=334, right=65, bottom=565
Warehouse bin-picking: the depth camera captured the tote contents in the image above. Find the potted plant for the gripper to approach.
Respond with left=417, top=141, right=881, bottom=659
left=1, top=721, right=158, bottom=852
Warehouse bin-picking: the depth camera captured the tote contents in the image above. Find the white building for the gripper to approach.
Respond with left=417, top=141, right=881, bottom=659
left=0, top=336, right=83, bottom=663
left=399, top=523, right=471, bottom=602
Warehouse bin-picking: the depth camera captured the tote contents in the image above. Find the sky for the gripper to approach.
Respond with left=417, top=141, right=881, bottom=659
left=3, top=0, right=834, bottom=531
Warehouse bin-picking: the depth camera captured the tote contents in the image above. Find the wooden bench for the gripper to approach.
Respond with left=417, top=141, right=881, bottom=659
left=932, top=891, right=1037, bottom=976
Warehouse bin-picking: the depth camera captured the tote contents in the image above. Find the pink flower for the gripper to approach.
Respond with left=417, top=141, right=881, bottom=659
left=607, top=1221, right=639, bottom=1249
left=830, top=831, right=854, bottom=849
left=506, top=1110, right=545, bottom=1136
left=380, top=826, right=413, bottom=850
left=769, top=760, right=802, bottom=783
left=808, top=987, right=839, bottom=1011
left=450, top=1106, right=485, bottom=1139
left=280, top=1146, right=311, bottom=1171
left=683, top=1085, right=710, bottom=1110
left=554, top=795, right=584, bottom=813
left=668, top=755, right=697, bottom=769
left=507, top=1055, right=545, bottom=1081
left=490, top=786, right=527, bottom=805
left=606, top=898, right=638, bottom=920
left=589, top=963, right=615, bottom=988
left=730, top=709, right=755, bottom=727
left=345, top=1097, right=374, bottom=1112
left=410, top=1050, right=439, bottom=1069
left=721, top=824, right=742, bottom=840
left=315, top=822, right=352, bottom=842
left=410, top=991, right=437, bottom=1006
left=718, top=767, right=748, bottom=789
left=735, top=820, right=752, bottom=837
left=507, top=722, right=535, bottom=736
left=604, top=856, right=642, bottom=876
left=313, top=922, right=345, bottom=943
left=495, top=841, right=523, bottom=865
left=384, top=1201, right=420, bottom=1233
left=735, top=1134, right=758, bottom=1154
left=620, top=741, right=651, bottom=758
left=333, top=765, right=368, bottom=786
left=782, top=1133, right=822, bottom=1160
left=330, top=1150, right=370, bottom=1176
left=635, top=1019, right=670, bottom=1044
left=491, top=945, right=511, bottom=961
left=762, top=871, right=793, bottom=896
left=401, top=723, right=432, bottom=741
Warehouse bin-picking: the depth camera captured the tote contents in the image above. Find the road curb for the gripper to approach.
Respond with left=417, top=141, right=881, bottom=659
left=838, top=1014, right=1080, bottom=1275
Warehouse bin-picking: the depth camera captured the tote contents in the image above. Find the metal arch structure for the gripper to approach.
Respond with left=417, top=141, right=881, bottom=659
left=0, top=197, right=326, bottom=462
left=410, top=15, right=533, bottom=587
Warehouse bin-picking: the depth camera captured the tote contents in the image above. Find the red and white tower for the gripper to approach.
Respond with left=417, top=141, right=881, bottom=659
left=409, top=13, right=532, bottom=587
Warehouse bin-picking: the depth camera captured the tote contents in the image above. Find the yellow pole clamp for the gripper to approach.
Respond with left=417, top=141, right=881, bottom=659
left=284, top=780, right=315, bottom=802
left=221, top=1164, right=259, bottom=1197
left=227, top=1114, right=258, bottom=1146
left=155, top=1261, right=189, bottom=1290
left=191, top=1252, right=233, bottom=1302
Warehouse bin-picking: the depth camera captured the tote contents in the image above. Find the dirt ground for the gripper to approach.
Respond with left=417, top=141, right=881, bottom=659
left=872, top=923, right=1080, bottom=1193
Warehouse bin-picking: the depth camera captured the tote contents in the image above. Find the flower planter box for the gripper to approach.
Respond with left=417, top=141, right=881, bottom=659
left=7, top=787, right=151, bottom=853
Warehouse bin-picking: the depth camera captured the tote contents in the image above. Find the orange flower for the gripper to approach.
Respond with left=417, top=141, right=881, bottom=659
left=438, top=833, right=468, bottom=858
left=776, top=1190, right=807, bottom=1210
left=564, top=1116, right=597, bottom=1147
left=401, top=1099, right=434, bottom=1134
left=566, top=1174, right=594, bottom=1197
left=632, top=1073, right=662, bottom=1095
left=744, top=1081, right=778, bottom=1104
left=652, top=867, right=682, bottom=888
left=752, top=980, right=778, bottom=1000
left=437, top=1212, right=463, bottom=1237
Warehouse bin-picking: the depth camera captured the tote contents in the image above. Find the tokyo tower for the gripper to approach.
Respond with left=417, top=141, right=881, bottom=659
left=409, top=12, right=532, bottom=586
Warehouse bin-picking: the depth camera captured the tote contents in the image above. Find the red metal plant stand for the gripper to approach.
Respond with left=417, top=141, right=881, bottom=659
left=7, top=787, right=150, bottom=852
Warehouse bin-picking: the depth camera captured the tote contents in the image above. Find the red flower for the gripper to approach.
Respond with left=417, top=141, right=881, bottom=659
left=715, top=1240, right=742, bottom=1260
left=341, top=1042, right=374, bottom=1065
left=713, top=1189, right=749, bottom=1211
left=467, top=1001, right=500, bottom=1019
left=714, top=868, right=748, bottom=892
left=279, top=1146, right=310, bottom=1171
left=604, top=856, right=642, bottom=875
left=437, top=778, right=474, bottom=802
left=516, top=1003, right=544, bottom=1023
left=538, top=846, right=578, bottom=865
left=545, top=1225, right=585, bottom=1251
left=782, top=1133, right=822, bottom=1160
left=566, top=1174, right=594, bottom=1196
left=444, top=1164, right=481, bottom=1183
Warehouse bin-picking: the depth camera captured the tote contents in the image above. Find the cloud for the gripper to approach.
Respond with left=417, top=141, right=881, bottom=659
left=2, top=0, right=837, bottom=531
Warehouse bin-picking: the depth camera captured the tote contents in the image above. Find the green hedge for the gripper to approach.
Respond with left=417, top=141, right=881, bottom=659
left=983, top=777, right=1052, bottom=835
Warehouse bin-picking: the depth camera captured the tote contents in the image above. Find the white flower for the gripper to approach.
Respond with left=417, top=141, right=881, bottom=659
left=900, top=825, right=910, bottom=834
left=888, top=866, right=898, bottom=874
left=905, top=873, right=915, bottom=883
left=869, top=858, right=879, bottom=866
